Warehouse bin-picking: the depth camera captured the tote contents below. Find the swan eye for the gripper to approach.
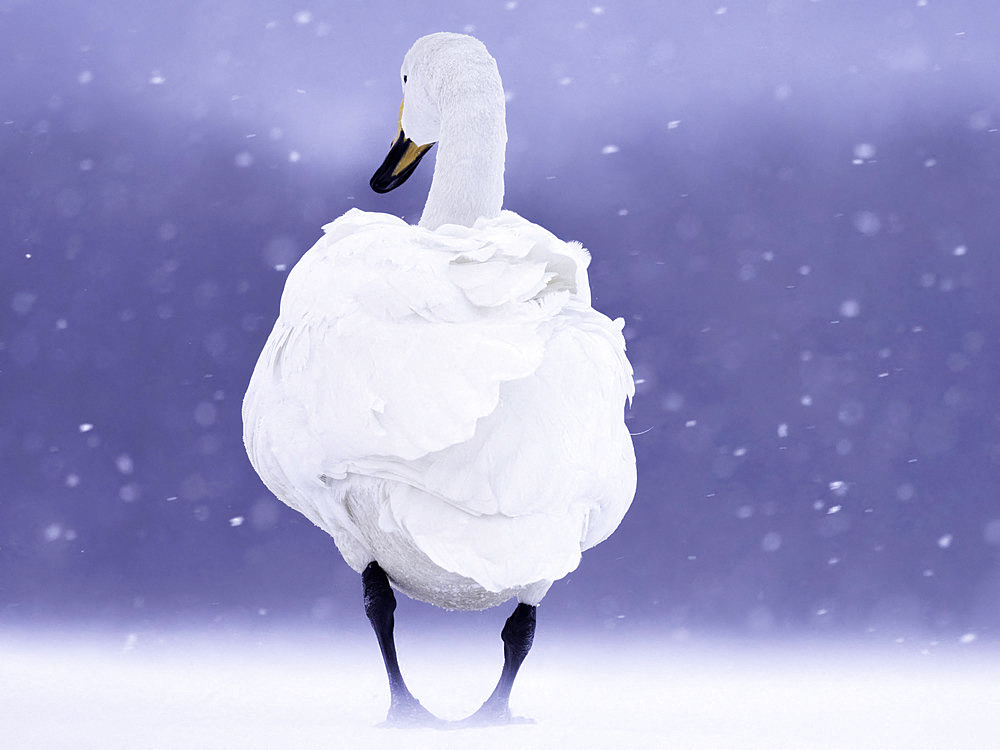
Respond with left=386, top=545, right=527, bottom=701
left=403, top=75, right=408, bottom=84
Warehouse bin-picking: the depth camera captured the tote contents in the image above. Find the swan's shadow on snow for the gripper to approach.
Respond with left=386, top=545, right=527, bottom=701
left=378, top=714, right=536, bottom=730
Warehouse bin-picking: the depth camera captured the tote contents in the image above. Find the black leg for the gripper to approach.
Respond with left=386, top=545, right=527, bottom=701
left=466, top=602, right=537, bottom=723
left=362, top=561, right=439, bottom=725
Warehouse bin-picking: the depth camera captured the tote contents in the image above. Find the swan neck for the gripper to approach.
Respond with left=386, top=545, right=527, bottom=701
left=419, top=91, right=506, bottom=230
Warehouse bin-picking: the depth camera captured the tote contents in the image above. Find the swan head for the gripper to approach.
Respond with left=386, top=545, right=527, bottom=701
left=370, top=33, right=504, bottom=196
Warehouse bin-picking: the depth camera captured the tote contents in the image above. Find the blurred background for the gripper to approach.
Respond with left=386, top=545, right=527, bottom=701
left=2, top=0, right=999, bottom=647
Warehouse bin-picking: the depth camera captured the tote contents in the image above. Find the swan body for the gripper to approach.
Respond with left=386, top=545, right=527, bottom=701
left=242, top=32, right=635, bottom=722
left=244, top=207, right=635, bottom=609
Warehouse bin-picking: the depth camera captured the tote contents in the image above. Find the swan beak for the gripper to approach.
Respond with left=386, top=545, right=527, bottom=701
left=370, top=100, right=434, bottom=193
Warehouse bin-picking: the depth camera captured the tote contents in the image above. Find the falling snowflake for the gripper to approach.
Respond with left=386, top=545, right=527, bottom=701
left=853, top=211, right=881, bottom=236
left=853, top=143, right=876, bottom=160
left=839, top=299, right=861, bottom=318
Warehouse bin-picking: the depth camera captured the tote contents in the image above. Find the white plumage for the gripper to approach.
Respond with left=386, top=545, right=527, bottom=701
left=243, top=33, right=636, bottom=614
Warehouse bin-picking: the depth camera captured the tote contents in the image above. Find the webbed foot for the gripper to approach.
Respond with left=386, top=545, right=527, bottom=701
left=381, top=696, right=445, bottom=728
left=462, top=698, right=535, bottom=726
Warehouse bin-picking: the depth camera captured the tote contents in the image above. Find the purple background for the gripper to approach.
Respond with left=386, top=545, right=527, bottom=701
left=2, top=0, right=999, bottom=642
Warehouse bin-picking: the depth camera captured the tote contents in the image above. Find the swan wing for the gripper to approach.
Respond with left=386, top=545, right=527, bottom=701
left=243, top=209, right=635, bottom=590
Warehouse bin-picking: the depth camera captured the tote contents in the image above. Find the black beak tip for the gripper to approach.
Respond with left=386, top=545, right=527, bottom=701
left=369, top=138, right=433, bottom=194
left=369, top=172, right=395, bottom=193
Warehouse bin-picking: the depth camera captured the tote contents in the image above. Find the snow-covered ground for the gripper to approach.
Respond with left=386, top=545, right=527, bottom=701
left=2, top=628, right=996, bottom=749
